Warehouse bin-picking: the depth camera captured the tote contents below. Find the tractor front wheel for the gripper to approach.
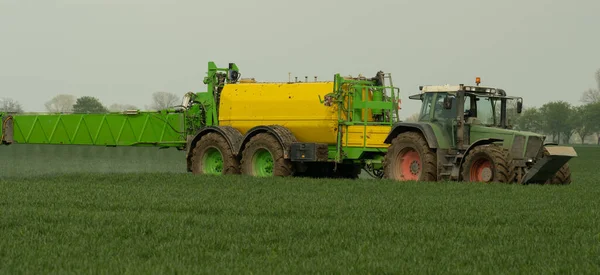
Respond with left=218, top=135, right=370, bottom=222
left=191, top=132, right=240, bottom=175
left=383, top=132, right=437, bottom=181
left=461, top=144, right=514, bottom=183
left=240, top=133, right=293, bottom=177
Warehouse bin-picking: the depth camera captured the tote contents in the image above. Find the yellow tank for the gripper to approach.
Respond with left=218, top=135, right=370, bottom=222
left=218, top=81, right=390, bottom=148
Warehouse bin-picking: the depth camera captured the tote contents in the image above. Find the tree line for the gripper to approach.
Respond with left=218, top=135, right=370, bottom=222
left=0, top=91, right=180, bottom=114
left=509, top=69, right=600, bottom=144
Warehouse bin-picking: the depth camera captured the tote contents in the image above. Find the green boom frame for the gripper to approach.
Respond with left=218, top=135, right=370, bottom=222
left=0, top=62, right=241, bottom=149
left=1, top=111, right=186, bottom=148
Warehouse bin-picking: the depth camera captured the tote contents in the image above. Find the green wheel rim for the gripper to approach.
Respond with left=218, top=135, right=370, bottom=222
left=252, top=148, right=274, bottom=177
left=202, top=147, right=224, bottom=175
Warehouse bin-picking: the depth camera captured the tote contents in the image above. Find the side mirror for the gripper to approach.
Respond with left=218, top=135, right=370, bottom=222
left=443, top=97, right=453, bottom=109
left=517, top=100, right=523, bottom=114
left=408, top=94, right=423, bottom=101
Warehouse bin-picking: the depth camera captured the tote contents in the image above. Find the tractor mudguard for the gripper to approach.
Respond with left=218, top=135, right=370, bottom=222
left=238, top=125, right=298, bottom=159
left=186, top=126, right=244, bottom=169
left=384, top=122, right=438, bottom=148
left=520, top=146, right=578, bottom=184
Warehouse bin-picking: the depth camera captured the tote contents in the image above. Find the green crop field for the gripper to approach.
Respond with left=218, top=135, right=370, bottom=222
left=1, top=144, right=599, bottom=274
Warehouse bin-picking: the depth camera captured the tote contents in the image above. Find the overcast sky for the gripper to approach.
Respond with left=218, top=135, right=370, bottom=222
left=1, top=0, right=598, bottom=118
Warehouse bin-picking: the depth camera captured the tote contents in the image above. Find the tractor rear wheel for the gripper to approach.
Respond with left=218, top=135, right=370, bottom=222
left=191, top=132, right=240, bottom=175
left=383, top=131, right=437, bottom=181
left=542, top=147, right=572, bottom=185
left=461, top=144, right=514, bottom=183
left=240, top=133, right=293, bottom=177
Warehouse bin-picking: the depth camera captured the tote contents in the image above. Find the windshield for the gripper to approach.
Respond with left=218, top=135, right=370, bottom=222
left=465, top=95, right=520, bottom=127
left=414, top=92, right=521, bottom=128
left=494, top=97, right=520, bottom=127
left=474, top=97, right=496, bottom=125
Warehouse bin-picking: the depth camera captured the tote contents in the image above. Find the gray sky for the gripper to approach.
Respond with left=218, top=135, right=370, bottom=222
left=1, top=0, right=598, bottom=118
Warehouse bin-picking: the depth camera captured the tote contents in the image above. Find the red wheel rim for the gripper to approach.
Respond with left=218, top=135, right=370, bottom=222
left=395, top=148, right=421, bottom=180
left=470, top=158, right=492, bottom=182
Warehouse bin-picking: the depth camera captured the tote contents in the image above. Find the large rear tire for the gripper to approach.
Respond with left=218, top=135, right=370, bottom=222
left=191, top=132, right=240, bottom=175
left=240, top=133, right=293, bottom=177
left=460, top=144, right=514, bottom=183
left=383, top=131, right=437, bottom=181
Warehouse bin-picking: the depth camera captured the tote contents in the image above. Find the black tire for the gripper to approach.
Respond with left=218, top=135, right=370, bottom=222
left=383, top=131, right=437, bottom=181
left=240, top=133, right=293, bottom=176
left=542, top=148, right=572, bottom=185
left=460, top=144, right=514, bottom=183
left=191, top=132, right=240, bottom=175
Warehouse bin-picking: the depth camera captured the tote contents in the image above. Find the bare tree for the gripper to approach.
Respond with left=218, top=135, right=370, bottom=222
left=581, top=88, right=600, bottom=104
left=150, top=91, right=179, bottom=110
left=0, top=98, right=24, bottom=113
left=45, top=94, right=76, bottom=113
left=581, top=69, right=600, bottom=104
left=108, top=103, right=138, bottom=112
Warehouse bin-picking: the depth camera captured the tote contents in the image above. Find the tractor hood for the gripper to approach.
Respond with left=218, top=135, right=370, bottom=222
left=469, top=124, right=547, bottom=160
left=470, top=124, right=545, bottom=140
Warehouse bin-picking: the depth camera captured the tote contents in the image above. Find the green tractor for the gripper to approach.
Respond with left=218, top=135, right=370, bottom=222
left=382, top=78, right=576, bottom=184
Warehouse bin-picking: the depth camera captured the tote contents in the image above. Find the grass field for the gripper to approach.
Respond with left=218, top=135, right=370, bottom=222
left=1, top=144, right=599, bottom=273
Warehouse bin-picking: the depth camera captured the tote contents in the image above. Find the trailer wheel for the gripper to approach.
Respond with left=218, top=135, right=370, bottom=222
left=383, top=131, right=437, bottom=181
left=460, top=144, right=514, bottom=183
left=191, top=132, right=240, bottom=175
left=240, top=133, right=292, bottom=177
left=542, top=147, right=572, bottom=185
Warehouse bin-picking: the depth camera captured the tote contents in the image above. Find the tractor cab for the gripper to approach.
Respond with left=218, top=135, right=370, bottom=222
left=408, top=78, right=524, bottom=149
left=410, top=84, right=523, bottom=126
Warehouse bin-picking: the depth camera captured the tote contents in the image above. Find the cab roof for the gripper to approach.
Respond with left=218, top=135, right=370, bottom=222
left=409, top=84, right=521, bottom=100
left=418, top=84, right=502, bottom=94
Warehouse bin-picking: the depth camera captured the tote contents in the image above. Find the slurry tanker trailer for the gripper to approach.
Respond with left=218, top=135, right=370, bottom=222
left=0, top=62, right=577, bottom=184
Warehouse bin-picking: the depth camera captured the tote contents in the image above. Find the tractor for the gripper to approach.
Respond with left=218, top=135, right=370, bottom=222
left=382, top=78, right=576, bottom=184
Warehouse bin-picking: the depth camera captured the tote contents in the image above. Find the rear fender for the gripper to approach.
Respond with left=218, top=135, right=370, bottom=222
left=185, top=126, right=243, bottom=171
left=238, top=125, right=298, bottom=159
left=520, top=146, right=577, bottom=184
left=384, top=122, right=438, bottom=148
